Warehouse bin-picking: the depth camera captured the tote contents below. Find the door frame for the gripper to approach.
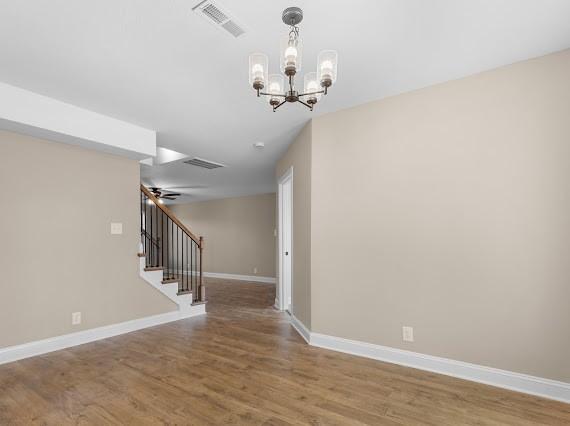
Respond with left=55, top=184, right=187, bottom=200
left=277, top=167, right=293, bottom=312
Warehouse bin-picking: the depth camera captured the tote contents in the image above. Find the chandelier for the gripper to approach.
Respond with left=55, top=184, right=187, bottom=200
left=248, top=7, right=338, bottom=112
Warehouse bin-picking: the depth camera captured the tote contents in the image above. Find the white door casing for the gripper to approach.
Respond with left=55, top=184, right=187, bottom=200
left=277, top=167, right=293, bottom=313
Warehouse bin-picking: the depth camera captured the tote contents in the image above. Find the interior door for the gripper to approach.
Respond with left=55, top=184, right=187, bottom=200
left=282, top=177, right=292, bottom=312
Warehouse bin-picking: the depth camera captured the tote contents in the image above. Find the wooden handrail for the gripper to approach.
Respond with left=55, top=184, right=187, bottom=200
left=140, top=185, right=202, bottom=247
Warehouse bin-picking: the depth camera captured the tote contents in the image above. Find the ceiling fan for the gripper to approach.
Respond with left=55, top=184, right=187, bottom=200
left=149, top=187, right=182, bottom=201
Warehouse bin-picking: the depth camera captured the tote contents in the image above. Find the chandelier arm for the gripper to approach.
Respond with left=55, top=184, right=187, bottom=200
left=298, top=90, right=325, bottom=97
left=259, top=92, right=287, bottom=98
left=259, top=92, right=287, bottom=97
left=297, top=99, right=313, bottom=110
left=273, top=100, right=287, bottom=112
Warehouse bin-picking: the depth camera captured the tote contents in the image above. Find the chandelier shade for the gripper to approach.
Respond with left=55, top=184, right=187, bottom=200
left=248, top=7, right=338, bottom=112
left=304, top=72, right=321, bottom=106
left=317, top=50, right=338, bottom=86
left=248, top=53, right=268, bottom=90
left=280, top=32, right=303, bottom=74
left=268, top=74, right=285, bottom=107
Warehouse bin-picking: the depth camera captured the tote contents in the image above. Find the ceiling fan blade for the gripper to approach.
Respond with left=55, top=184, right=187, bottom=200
left=162, top=192, right=181, bottom=197
left=165, top=185, right=207, bottom=190
left=161, top=196, right=176, bottom=200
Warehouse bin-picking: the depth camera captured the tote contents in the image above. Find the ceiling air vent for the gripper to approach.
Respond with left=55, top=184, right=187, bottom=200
left=184, top=157, right=226, bottom=170
left=222, top=20, right=245, bottom=38
left=192, top=1, right=246, bottom=38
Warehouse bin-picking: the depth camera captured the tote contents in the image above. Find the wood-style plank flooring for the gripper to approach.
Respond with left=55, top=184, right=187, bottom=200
left=0, top=278, right=568, bottom=425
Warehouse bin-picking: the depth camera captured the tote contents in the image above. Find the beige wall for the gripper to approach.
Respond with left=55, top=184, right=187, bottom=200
left=171, top=193, right=276, bottom=278
left=276, top=122, right=312, bottom=328
left=0, top=131, right=175, bottom=349
left=279, top=50, right=570, bottom=382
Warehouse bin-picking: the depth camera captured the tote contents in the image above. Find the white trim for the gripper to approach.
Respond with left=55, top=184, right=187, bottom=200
left=203, top=271, right=276, bottom=284
left=290, top=315, right=311, bottom=344
left=288, top=323, right=570, bottom=403
left=277, top=167, right=293, bottom=312
left=0, top=308, right=205, bottom=366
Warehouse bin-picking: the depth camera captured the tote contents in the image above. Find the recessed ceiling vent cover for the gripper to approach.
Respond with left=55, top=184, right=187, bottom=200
left=192, top=1, right=246, bottom=38
left=184, top=157, right=226, bottom=170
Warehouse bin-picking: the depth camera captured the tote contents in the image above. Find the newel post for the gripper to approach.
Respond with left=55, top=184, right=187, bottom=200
left=199, top=236, right=205, bottom=302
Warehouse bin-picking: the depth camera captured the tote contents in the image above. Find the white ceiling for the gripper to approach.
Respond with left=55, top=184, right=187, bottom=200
left=1, top=0, right=570, bottom=203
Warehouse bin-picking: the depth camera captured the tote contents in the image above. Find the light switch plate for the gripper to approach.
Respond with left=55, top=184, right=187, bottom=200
left=110, top=222, right=123, bottom=235
left=72, top=312, right=82, bottom=325
left=402, top=326, right=414, bottom=342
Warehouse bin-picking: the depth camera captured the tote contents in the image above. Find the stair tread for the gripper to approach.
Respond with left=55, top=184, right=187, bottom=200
left=137, top=253, right=146, bottom=257
left=191, top=300, right=208, bottom=306
left=177, top=290, right=192, bottom=296
left=161, top=278, right=179, bottom=284
left=144, top=266, right=164, bottom=271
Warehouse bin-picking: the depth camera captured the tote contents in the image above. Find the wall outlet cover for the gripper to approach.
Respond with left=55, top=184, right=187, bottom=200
left=72, top=312, right=82, bottom=325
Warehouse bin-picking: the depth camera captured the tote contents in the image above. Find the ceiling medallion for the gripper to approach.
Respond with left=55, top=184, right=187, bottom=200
left=248, top=7, right=338, bottom=112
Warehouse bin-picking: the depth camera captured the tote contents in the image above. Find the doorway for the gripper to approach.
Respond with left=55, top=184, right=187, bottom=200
left=278, top=167, right=293, bottom=313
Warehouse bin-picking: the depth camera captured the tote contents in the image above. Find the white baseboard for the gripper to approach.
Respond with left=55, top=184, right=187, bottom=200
left=0, top=308, right=205, bottom=366
left=290, top=314, right=311, bottom=344
left=289, top=321, right=570, bottom=403
left=203, top=271, right=276, bottom=284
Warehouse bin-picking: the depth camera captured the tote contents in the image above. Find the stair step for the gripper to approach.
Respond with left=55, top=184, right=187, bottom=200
left=144, top=266, right=164, bottom=271
left=191, top=300, right=208, bottom=306
left=177, top=290, right=192, bottom=296
left=161, top=278, right=179, bottom=284
left=137, top=253, right=146, bottom=257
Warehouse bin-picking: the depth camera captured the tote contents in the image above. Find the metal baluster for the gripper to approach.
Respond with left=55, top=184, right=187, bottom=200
left=170, top=218, right=173, bottom=280
left=176, top=226, right=178, bottom=288
left=199, top=237, right=203, bottom=302
left=151, top=200, right=155, bottom=265
left=145, top=195, right=148, bottom=267
left=140, top=190, right=143, bottom=252
left=181, top=234, right=184, bottom=290
left=186, top=235, right=189, bottom=292
left=194, top=240, right=198, bottom=302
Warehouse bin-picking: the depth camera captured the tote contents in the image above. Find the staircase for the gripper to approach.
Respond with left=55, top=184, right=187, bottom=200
left=138, top=185, right=206, bottom=315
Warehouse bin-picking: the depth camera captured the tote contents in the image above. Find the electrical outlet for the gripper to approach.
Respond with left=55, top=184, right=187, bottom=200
left=72, top=312, right=82, bottom=325
left=402, top=326, right=414, bottom=342
left=110, top=222, right=123, bottom=235
left=253, top=267, right=258, bottom=274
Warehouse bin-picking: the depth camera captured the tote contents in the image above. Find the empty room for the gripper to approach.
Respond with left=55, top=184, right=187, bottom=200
left=1, top=1, right=569, bottom=424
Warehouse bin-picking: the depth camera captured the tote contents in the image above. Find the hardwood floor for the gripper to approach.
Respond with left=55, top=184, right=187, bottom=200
left=1, top=278, right=568, bottom=425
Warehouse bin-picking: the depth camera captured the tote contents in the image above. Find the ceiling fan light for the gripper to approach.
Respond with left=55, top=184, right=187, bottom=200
left=249, top=53, right=268, bottom=90
left=317, top=50, right=338, bottom=87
